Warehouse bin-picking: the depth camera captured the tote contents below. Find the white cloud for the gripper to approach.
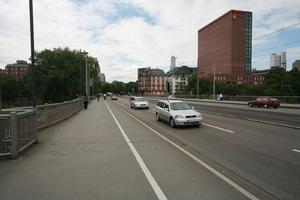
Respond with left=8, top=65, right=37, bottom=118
left=1, top=0, right=300, bottom=82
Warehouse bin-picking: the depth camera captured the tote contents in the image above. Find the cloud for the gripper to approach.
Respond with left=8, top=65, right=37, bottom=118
left=1, top=0, right=300, bottom=82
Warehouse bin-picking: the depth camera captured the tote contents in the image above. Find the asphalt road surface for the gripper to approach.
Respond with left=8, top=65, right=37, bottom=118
left=115, top=96, right=300, bottom=200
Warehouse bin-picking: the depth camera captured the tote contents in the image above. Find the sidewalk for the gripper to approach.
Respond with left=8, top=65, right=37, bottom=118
left=0, top=101, right=157, bottom=200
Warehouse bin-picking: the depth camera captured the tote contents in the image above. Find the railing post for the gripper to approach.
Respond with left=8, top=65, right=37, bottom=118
left=45, top=103, right=49, bottom=127
left=33, top=109, right=38, bottom=144
left=10, top=112, right=18, bottom=158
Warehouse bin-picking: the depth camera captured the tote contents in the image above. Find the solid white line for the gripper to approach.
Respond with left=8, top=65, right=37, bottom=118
left=203, top=123, right=235, bottom=133
left=104, top=102, right=167, bottom=200
left=119, top=107, right=260, bottom=200
left=292, top=149, right=300, bottom=153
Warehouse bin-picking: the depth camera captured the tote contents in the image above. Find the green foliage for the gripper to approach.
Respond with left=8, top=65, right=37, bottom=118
left=21, top=47, right=100, bottom=103
left=0, top=75, right=19, bottom=107
left=97, top=81, right=138, bottom=95
left=263, top=68, right=300, bottom=96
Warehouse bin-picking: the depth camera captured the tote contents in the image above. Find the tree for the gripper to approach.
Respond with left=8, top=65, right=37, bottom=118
left=21, top=47, right=100, bottom=103
left=264, top=68, right=292, bottom=96
left=0, top=76, right=19, bottom=108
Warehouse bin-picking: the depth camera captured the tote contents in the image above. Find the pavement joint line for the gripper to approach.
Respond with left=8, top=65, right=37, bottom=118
left=202, top=123, right=235, bottom=133
left=292, top=149, right=300, bottom=153
left=119, top=105, right=261, bottom=200
left=104, top=101, right=168, bottom=200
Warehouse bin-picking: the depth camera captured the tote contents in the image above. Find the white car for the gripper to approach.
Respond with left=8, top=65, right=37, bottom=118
left=130, top=97, right=149, bottom=109
left=155, top=100, right=203, bottom=127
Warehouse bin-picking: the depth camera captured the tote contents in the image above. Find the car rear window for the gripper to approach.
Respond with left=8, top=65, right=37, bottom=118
left=170, top=102, right=191, bottom=110
left=135, top=98, right=145, bottom=102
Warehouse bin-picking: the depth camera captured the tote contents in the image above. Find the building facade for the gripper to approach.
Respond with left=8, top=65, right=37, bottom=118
left=292, top=60, right=300, bottom=70
left=138, top=68, right=168, bottom=96
left=5, top=60, right=30, bottom=80
left=198, top=10, right=254, bottom=83
left=167, top=66, right=196, bottom=95
left=270, top=52, right=286, bottom=70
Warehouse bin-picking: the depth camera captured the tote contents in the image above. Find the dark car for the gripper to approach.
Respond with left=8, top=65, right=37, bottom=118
left=248, top=97, right=280, bottom=108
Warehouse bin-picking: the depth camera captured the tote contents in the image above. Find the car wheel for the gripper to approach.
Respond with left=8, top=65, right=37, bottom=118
left=264, top=104, right=268, bottom=108
left=170, top=118, right=176, bottom=128
left=156, top=113, right=160, bottom=121
left=274, top=106, right=278, bottom=108
left=249, top=103, right=253, bottom=107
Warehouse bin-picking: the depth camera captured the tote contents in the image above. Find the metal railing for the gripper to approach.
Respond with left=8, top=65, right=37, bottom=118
left=174, top=95, right=300, bottom=104
left=0, top=98, right=83, bottom=158
left=0, top=109, right=37, bottom=158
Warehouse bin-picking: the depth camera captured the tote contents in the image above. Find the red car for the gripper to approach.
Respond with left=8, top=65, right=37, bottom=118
left=248, top=97, right=280, bottom=108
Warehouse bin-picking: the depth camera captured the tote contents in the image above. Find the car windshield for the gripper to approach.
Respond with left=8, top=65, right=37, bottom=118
left=170, top=102, right=191, bottom=110
left=135, top=98, right=145, bottom=102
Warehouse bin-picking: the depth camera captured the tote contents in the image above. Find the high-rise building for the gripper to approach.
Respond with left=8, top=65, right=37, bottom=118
left=99, top=73, right=106, bottom=83
left=170, top=56, right=177, bottom=70
left=270, top=52, right=286, bottom=70
left=198, top=10, right=253, bottom=83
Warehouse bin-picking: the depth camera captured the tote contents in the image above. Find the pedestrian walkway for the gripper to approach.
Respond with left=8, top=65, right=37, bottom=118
left=0, top=101, right=157, bottom=200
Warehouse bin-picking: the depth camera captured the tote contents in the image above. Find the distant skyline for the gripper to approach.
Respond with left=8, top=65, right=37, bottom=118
left=1, top=0, right=300, bottom=82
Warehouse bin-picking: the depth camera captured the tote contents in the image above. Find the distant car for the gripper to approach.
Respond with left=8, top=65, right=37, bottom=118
left=248, top=97, right=280, bottom=108
left=130, top=96, right=149, bottom=109
left=155, top=100, right=203, bottom=128
left=167, top=95, right=176, bottom=100
left=111, top=95, right=118, bottom=100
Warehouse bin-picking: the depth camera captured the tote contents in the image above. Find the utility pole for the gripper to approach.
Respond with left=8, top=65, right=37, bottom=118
left=212, top=62, right=216, bottom=100
left=80, top=49, right=82, bottom=96
left=196, top=68, right=199, bottom=98
left=0, top=81, right=2, bottom=111
left=29, top=0, right=36, bottom=107
left=85, top=58, right=88, bottom=95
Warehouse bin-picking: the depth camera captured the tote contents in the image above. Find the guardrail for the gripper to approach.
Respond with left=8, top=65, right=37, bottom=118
left=0, top=98, right=83, bottom=158
left=174, top=95, right=300, bottom=104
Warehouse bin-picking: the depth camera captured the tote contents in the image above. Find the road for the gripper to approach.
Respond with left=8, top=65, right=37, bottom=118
left=114, top=96, right=300, bottom=200
left=0, top=97, right=299, bottom=200
left=146, top=98, right=300, bottom=129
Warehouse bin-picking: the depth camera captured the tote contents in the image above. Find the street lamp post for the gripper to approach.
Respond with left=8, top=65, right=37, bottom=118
left=29, top=0, right=36, bottom=107
left=212, top=62, right=216, bottom=100
left=81, top=51, right=88, bottom=96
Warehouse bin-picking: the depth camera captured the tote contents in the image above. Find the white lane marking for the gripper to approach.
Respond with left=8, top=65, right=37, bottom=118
left=202, top=123, right=235, bottom=134
left=119, top=107, right=260, bottom=200
left=104, top=102, right=167, bottom=200
left=292, top=149, right=300, bottom=153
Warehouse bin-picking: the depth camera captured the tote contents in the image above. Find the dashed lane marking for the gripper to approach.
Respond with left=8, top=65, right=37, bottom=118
left=104, top=101, right=168, bottom=200
left=292, top=149, right=300, bottom=153
left=202, top=123, right=235, bottom=133
left=119, top=106, right=260, bottom=200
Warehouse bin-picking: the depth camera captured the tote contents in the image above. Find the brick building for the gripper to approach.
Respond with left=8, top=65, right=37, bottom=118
left=5, top=60, right=30, bottom=80
left=138, top=67, right=168, bottom=96
left=197, top=10, right=261, bottom=84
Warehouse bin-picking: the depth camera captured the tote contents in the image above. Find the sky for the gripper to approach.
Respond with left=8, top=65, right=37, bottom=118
left=0, top=0, right=300, bottom=82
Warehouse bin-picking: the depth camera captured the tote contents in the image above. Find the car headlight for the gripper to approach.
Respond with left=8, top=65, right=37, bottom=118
left=175, top=115, right=184, bottom=119
left=197, top=114, right=202, bottom=118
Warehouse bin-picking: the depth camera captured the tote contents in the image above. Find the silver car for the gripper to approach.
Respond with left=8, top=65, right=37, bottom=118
left=155, top=100, right=203, bottom=127
left=130, top=97, right=149, bottom=109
